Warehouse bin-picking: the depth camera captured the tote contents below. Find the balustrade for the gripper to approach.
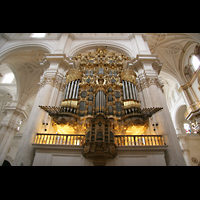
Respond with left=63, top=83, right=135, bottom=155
left=33, top=133, right=85, bottom=145
left=33, top=133, right=165, bottom=147
left=114, top=135, right=165, bottom=146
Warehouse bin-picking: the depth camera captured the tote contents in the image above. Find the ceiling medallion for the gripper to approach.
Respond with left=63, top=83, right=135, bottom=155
left=191, top=157, right=198, bottom=163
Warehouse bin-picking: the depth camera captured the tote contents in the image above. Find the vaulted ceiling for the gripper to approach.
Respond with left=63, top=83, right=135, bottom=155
left=146, top=33, right=200, bottom=83
left=1, top=33, right=199, bottom=108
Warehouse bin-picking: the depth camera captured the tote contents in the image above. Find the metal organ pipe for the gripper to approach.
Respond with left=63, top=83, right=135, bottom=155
left=63, top=85, right=68, bottom=100
left=68, top=81, right=74, bottom=99
left=131, top=83, right=135, bottom=101
left=75, top=80, right=80, bottom=99
left=134, top=85, right=138, bottom=101
left=104, top=93, right=106, bottom=110
left=122, top=81, right=126, bottom=100
left=65, top=82, right=71, bottom=100
left=125, top=81, right=129, bottom=100
left=96, top=91, right=99, bottom=113
left=102, top=91, right=104, bottom=112
left=95, top=90, right=106, bottom=113
left=128, top=81, right=133, bottom=100
left=72, top=80, right=77, bottom=99
left=99, top=91, right=101, bottom=112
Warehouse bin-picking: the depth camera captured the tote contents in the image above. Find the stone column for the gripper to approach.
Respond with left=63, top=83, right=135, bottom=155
left=179, top=84, right=200, bottom=134
left=13, top=54, right=71, bottom=166
left=133, top=55, right=186, bottom=166
left=0, top=107, right=27, bottom=165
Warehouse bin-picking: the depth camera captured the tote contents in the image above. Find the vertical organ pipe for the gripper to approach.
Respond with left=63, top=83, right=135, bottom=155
left=125, top=81, right=129, bottom=100
left=134, top=85, right=138, bottom=101
left=122, top=81, right=126, bottom=100
left=128, top=81, right=133, bottom=99
left=72, top=80, right=77, bottom=99
left=66, top=82, right=71, bottom=100
left=101, top=91, right=103, bottom=112
left=97, top=91, right=100, bottom=112
left=100, top=90, right=102, bottom=112
left=75, top=80, right=80, bottom=99
left=102, top=91, right=104, bottom=111
left=104, top=94, right=106, bottom=109
left=95, top=93, right=97, bottom=109
left=131, top=83, right=136, bottom=100
left=69, top=81, right=74, bottom=99
left=63, top=85, right=68, bottom=100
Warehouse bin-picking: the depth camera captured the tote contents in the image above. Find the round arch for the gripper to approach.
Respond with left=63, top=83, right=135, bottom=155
left=69, top=41, right=134, bottom=59
left=0, top=43, right=52, bottom=102
left=174, top=104, right=188, bottom=134
left=0, top=42, right=53, bottom=62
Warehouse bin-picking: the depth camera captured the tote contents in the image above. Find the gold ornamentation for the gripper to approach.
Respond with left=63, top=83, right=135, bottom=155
left=120, top=70, right=137, bottom=85
left=61, top=100, right=78, bottom=108
left=72, top=47, right=130, bottom=68
left=82, top=142, right=117, bottom=166
left=65, top=69, right=82, bottom=84
left=124, top=101, right=140, bottom=109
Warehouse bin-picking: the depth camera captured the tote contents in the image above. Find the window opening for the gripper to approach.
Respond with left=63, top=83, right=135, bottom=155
left=183, top=123, right=191, bottom=134
left=2, top=73, right=14, bottom=83
left=30, top=33, right=46, bottom=38
left=191, top=55, right=200, bottom=71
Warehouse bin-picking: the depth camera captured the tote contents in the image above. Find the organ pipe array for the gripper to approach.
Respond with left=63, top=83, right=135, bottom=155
left=122, top=80, right=138, bottom=101
left=63, top=80, right=80, bottom=100
left=95, top=90, right=106, bottom=114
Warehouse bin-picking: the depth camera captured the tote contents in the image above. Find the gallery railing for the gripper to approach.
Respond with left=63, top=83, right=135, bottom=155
left=33, top=133, right=165, bottom=147
left=114, top=135, right=165, bottom=146
left=33, top=133, right=85, bottom=146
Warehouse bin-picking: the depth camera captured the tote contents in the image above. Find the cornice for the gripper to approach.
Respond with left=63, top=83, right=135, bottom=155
left=40, top=53, right=74, bottom=70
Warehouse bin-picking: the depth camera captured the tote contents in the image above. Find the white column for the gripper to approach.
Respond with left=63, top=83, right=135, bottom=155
left=0, top=107, right=27, bottom=166
left=135, top=57, right=186, bottom=166
left=13, top=55, right=70, bottom=166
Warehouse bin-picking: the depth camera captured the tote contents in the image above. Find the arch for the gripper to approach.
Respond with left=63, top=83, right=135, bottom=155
left=0, top=62, right=19, bottom=101
left=0, top=44, right=52, bottom=102
left=178, top=41, right=198, bottom=84
left=69, top=41, right=134, bottom=59
left=174, top=104, right=187, bottom=133
left=0, top=42, right=53, bottom=62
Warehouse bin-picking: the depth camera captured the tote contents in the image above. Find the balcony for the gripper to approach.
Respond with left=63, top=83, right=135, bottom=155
left=33, top=133, right=165, bottom=147
left=32, top=133, right=167, bottom=166
left=115, top=135, right=165, bottom=146
left=33, top=133, right=85, bottom=146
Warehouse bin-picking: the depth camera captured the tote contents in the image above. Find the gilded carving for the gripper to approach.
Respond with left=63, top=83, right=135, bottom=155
left=65, top=69, right=82, bottom=84
left=39, top=47, right=164, bottom=165
left=120, top=70, right=137, bottom=85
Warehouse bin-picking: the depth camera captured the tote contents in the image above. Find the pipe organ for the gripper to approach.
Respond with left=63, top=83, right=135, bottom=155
left=39, top=47, right=163, bottom=165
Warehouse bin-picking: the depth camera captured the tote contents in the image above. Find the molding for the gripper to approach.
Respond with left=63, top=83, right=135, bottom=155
left=116, top=145, right=168, bottom=152
left=138, top=76, right=164, bottom=91
left=0, top=42, right=54, bottom=62
left=69, top=40, right=134, bottom=59
left=178, top=67, right=200, bottom=92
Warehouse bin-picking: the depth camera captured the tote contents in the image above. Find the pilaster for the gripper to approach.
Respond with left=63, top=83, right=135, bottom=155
left=13, top=54, right=73, bottom=166
left=131, top=55, right=186, bottom=166
left=0, top=106, right=27, bottom=165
